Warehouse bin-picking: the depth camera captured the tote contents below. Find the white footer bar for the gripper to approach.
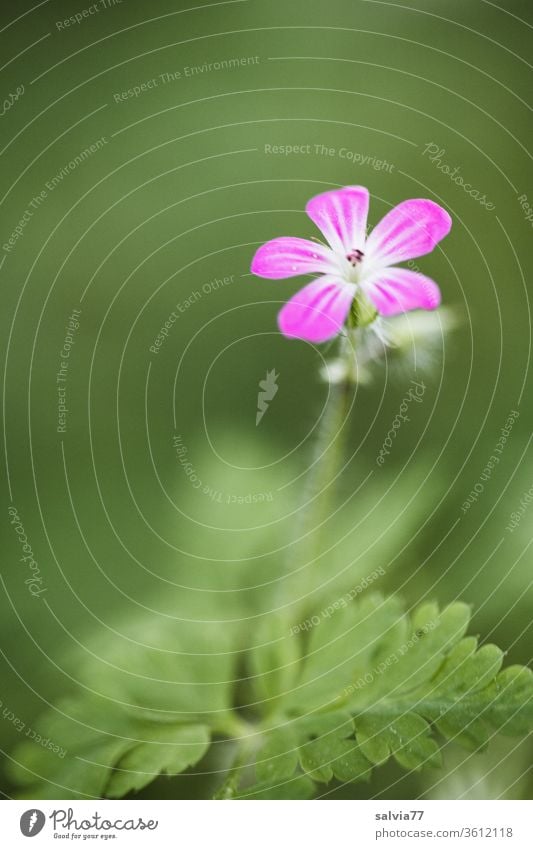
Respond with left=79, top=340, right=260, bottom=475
left=2, top=799, right=532, bottom=848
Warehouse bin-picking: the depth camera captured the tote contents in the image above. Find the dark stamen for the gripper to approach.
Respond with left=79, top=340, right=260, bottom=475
left=346, top=249, right=364, bottom=266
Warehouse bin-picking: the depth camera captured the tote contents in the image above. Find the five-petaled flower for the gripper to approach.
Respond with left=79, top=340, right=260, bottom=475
left=251, top=186, right=452, bottom=343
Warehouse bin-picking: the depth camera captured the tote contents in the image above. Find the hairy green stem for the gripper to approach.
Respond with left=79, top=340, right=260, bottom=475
left=217, top=336, right=357, bottom=796
left=284, top=335, right=356, bottom=619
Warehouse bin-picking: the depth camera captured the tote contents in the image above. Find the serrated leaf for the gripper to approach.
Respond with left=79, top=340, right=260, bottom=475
left=434, top=644, right=504, bottom=696
left=288, top=594, right=404, bottom=712
left=11, top=739, right=132, bottom=800
left=477, top=666, right=533, bottom=735
left=10, top=594, right=533, bottom=801
left=394, top=734, right=442, bottom=771
left=295, top=710, right=357, bottom=782
left=250, top=596, right=533, bottom=795
left=356, top=712, right=441, bottom=771
left=8, top=618, right=236, bottom=800
left=298, top=734, right=372, bottom=784
left=356, top=729, right=390, bottom=766
left=293, top=710, right=354, bottom=740
left=325, top=737, right=372, bottom=782
left=299, top=738, right=334, bottom=783
left=255, top=727, right=299, bottom=783
left=432, top=636, right=478, bottom=680
left=434, top=712, right=490, bottom=752
left=105, top=724, right=210, bottom=798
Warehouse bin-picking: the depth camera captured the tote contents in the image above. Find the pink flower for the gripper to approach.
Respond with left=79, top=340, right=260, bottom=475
left=251, top=187, right=452, bottom=343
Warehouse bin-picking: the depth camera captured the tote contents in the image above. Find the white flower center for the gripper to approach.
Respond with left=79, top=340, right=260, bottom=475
left=343, top=248, right=367, bottom=285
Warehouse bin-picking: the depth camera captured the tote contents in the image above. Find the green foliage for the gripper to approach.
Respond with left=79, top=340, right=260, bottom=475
left=8, top=596, right=533, bottom=800
left=240, top=596, right=532, bottom=797
left=247, top=615, right=301, bottom=707
left=105, top=724, right=210, bottom=798
left=255, top=726, right=299, bottom=783
left=6, top=620, right=235, bottom=799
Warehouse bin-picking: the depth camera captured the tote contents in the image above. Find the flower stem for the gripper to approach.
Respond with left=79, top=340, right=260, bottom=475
left=284, top=337, right=355, bottom=618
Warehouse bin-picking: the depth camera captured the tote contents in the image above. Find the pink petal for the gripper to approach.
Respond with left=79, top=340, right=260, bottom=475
left=306, top=186, right=369, bottom=255
left=364, top=268, right=441, bottom=316
left=365, top=199, right=451, bottom=265
left=251, top=237, right=337, bottom=279
left=278, top=276, right=355, bottom=343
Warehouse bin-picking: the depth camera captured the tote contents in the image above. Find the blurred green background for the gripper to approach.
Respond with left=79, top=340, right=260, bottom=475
left=1, top=0, right=532, bottom=799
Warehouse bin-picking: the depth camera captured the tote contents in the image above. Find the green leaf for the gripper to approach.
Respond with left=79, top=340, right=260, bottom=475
left=299, top=738, right=334, bottom=783
left=356, top=713, right=442, bottom=771
left=242, top=597, right=533, bottom=797
left=288, top=594, right=405, bottom=712
left=255, top=727, right=299, bottom=783
left=8, top=618, right=235, bottom=799
left=12, top=739, right=133, bottom=800
left=247, top=616, right=301, bottom=707
left=253, top=710, right=372, bottom=791
left=294, top=710, right=354, bottom=740
left=105, top=724, right=210, bottom=798
left=472, top=666, right=533, bottom=736
left=433, top=643, right=504, bottom=696
left=9, top=595, right=533, bottom=801
left=434, top=711, right=490, bottom=752
left=302, top=735, right=372, bottom=783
